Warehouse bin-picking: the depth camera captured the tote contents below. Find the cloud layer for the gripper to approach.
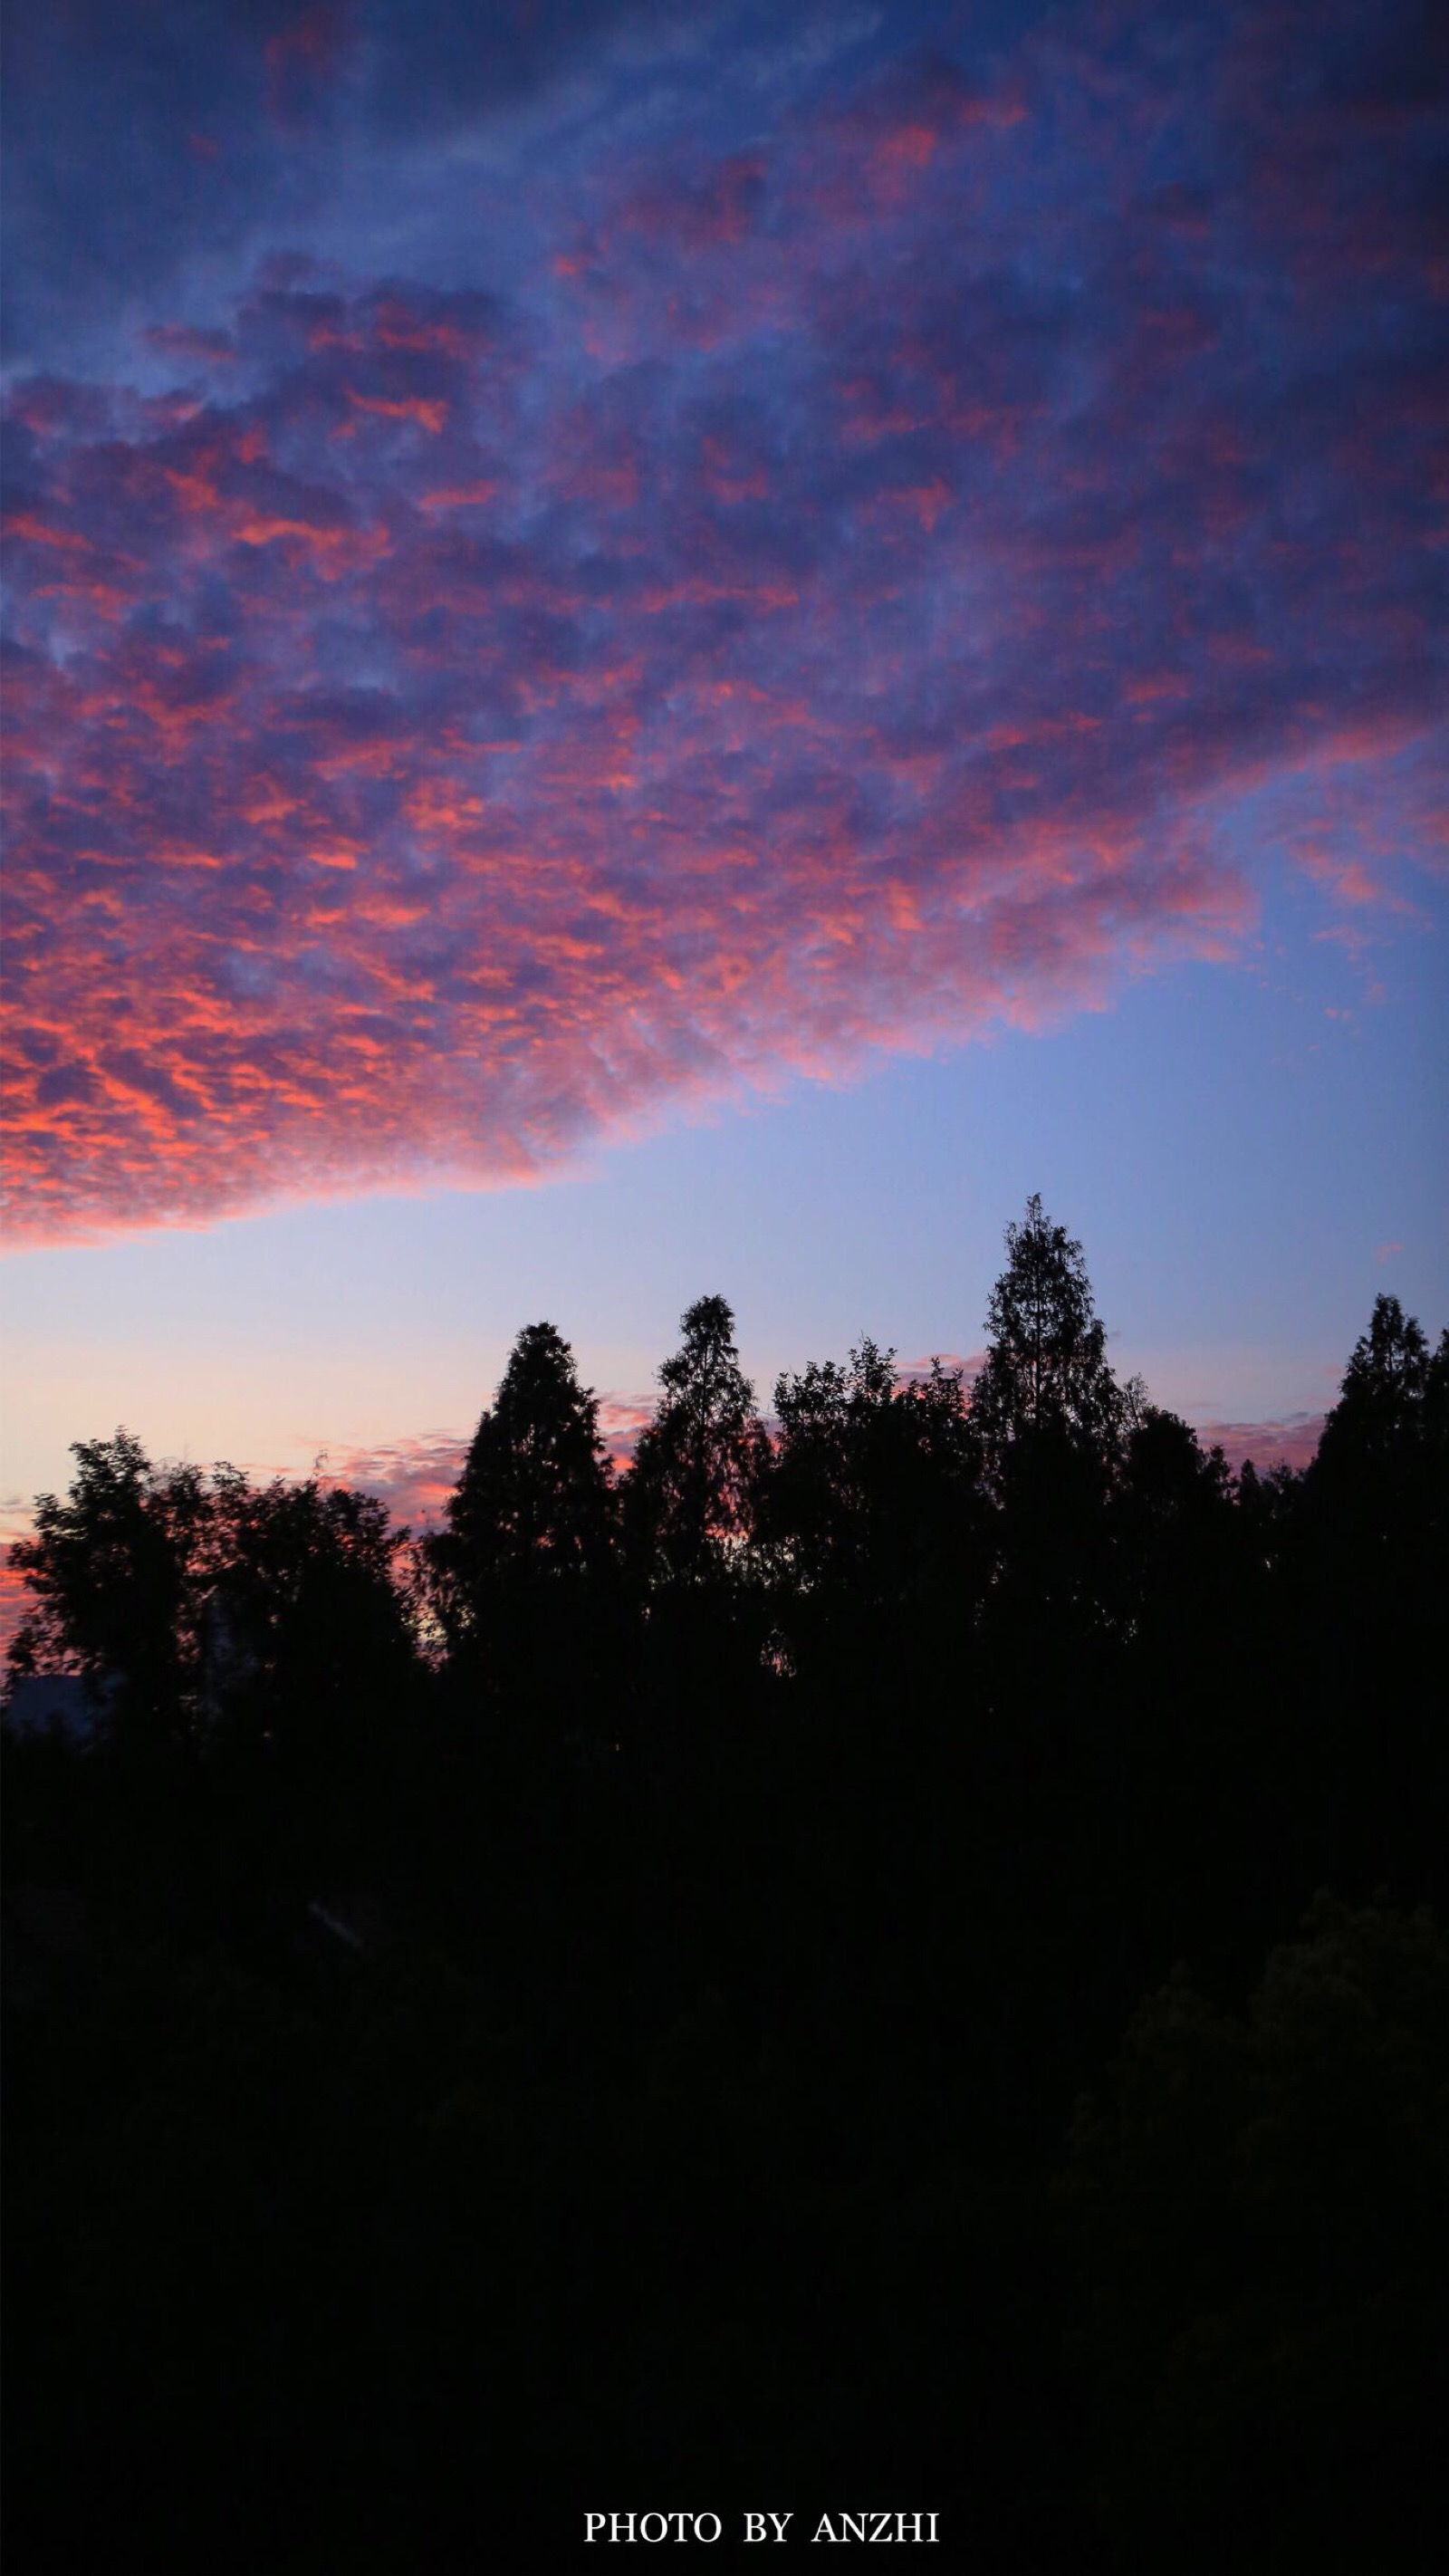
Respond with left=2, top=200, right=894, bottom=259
left=4, top=0, right=1444, bottom=1241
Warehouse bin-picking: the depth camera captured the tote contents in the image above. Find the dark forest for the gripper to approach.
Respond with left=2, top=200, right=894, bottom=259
left=5, top=1199, right=1447, bottom=2573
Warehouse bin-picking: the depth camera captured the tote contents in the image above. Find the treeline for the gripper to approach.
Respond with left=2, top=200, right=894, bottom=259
left=4, top=1199, right=1447, bottom=2574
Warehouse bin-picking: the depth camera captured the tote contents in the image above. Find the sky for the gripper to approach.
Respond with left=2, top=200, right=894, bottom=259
left=2, top=0, right=1446, bottom=1575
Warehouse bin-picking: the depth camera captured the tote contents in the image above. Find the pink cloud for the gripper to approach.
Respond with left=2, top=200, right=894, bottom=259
left=3, top=5, right=1442, bottom=1244
left=318, top=1392, right=653, bottom=1522
left=1195, top=1415, right=1325, bottom=1475
left=898, top=1350, right=983, bottom=1388
left=0, top=1551, right=34, bottom=1667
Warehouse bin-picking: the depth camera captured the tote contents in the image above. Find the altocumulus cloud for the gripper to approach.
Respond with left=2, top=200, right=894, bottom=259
left=3, top=0, right=1444, bottom=1240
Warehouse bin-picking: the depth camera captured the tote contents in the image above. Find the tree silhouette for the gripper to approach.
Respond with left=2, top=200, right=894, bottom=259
left=1319, top=1293, right=1432, bottom=1458
left=625, top=1295, right=765, bottom=1583
left=765, top=1337, right=899, bottom=1597
left=970, top=1194, right=1133, bottom=1476
left=5, top=1430, right=216, bottom=1753
left=1312, top=1294, right=1448, bottom=1541
left=204, top=1469, right=415, bottom=1782
left=1109, top=1404, right=1234, bottom=1618
left=4, top=1434, right=416, bottom=1803
left=1302, top=1292, right=1449, bottom=1903
left=427, top=1322, right=615, bottom=1654
left=765, top=1341, right=978, bottom=1624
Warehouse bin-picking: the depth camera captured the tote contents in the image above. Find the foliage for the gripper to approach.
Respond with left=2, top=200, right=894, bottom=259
left=1061, top=1899, right=1449, bottom=2571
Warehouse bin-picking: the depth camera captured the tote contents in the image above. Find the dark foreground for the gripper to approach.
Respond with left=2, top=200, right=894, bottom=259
left=5, top=1225, right=1446, bottom=2572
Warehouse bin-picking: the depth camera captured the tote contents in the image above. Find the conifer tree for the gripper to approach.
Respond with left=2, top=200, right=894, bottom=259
left=430, top=1322, right=615, bottom=1644
left=626, top=1295, right=765, bottom=1581
left=1315, top=1293, right=1434, bottom=1475
left=971, top=1194, right=1132, bottom=1477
